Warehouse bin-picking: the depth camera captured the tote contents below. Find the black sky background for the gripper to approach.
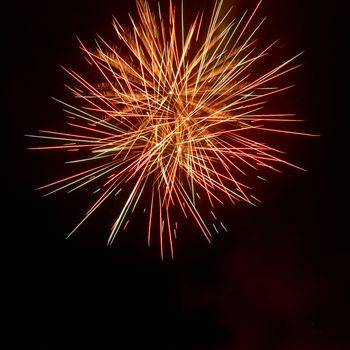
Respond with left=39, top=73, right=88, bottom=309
left=4, top=0, right=348, bottom=349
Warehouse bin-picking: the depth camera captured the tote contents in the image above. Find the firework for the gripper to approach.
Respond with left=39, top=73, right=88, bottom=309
left=28, top=0, right=312, bottom=259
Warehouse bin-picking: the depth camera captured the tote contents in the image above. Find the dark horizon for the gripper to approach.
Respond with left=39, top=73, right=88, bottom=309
left=5, top=0, right=348, bottom=348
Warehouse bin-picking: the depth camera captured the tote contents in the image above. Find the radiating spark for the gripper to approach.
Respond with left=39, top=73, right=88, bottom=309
left=28, top=0, right=314, bottom=258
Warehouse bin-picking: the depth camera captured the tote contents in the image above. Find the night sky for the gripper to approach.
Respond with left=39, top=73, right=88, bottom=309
left=5, top=0, right=348, bottom=349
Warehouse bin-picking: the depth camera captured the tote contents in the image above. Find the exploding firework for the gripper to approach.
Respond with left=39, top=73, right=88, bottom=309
left=28, top=0, right=312, bottom=258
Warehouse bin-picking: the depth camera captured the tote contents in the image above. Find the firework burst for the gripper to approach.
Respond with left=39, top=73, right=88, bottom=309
left=28, top=0, right=312, bottom=258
